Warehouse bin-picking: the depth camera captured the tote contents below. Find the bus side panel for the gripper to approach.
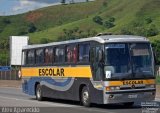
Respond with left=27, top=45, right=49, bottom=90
left=41, top=78, right=104, bottom=104
left=22, top=77, right=104, bottom=104
left=89, top=81, right=104, bottom=104
left=22, top=78, right=37, bottom=95
left=22, top=77, right=56, bottom=96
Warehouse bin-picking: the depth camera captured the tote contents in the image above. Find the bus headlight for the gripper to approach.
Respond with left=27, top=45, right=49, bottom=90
left=110, top=87, right=115, bottom=90
left=106, top=86, right=120, bottom=91
left=115, top=86, right=120, bottom=90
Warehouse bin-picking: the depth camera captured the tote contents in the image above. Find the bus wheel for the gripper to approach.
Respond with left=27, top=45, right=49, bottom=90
left=81, top=86, right=91, bottom=107
left=123, top=102, right=134, bottom=107
left=36, top=84, right=44, bottom=101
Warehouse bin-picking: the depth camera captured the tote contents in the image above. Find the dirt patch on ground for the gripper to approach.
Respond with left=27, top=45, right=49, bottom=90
left=26, top=12, right=43, bottom=23
left=0, top=80, right=21, bottom=88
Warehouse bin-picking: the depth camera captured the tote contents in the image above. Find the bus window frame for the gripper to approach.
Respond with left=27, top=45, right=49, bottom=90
left=26, top=49, right=36, bottom=67
left=77, top=42, right=90, bottom=64
left=65, top=43, right=78, bottom=64
left=44, top=47, right=54, bottom=66
left=35, top=47, right=45, bottom=66
left=54, top=45, right=65, bottom=65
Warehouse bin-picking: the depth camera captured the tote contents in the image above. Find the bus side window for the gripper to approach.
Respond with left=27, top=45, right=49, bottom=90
left=66, top=45, right=77, bottom=63
left=36, top=49, right=44, bottom=65
left=44, top=48, right=53, bottom=64
left=79, top=44, right=90, bottom=62
left=73, top=46, right=77, bottom=63
left=27, top=50, right=35, bottom=65
left=66, top=46, right=72, bottom=63
left=55, top=47, right=65, bottom=63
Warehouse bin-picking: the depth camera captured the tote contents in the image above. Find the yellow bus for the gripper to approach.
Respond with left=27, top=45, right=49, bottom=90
left=21, top=35, right=156, bottom=107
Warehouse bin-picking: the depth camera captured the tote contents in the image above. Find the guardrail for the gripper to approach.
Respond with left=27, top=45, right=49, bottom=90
left=0, top=70, right=20, bottom=80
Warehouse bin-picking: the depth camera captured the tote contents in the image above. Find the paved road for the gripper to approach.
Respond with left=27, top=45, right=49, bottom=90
left=0, top=87, right=159, bottom=113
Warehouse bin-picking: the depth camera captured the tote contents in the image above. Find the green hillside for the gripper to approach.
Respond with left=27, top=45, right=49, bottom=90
left=28, top=0, right=160, bottom=43
left=0, top=0, right=104, bottom=41
left=0, top=0, right=160, bottom=43
left=0, top=0, right=160, bottom=65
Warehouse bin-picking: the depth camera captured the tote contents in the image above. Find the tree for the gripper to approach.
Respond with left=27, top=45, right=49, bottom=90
left=104, top=21, right=115, bottom=28
left=28, top=23, right=37, bottom=33
left=0, top=28, right=3, bottom=33
left=0, top=54, right=7, bottom=66
left=93, top=16, right=103, bottom=25
left=70, top=0, right=75, bottom=4
left=145, top=17, right=152, bottom=24
left=2, top=18, right=11, bottom=24
left=152, top=40, right=160, bottom=65
left=103, top=1, right=107, bottom=6
left=61, top=0, right=66, bottom=4
left=0, top=39, right=9, bottom=49
left=109, top=17, right=115, bottom=23
left=146, top=24, right=158, bottom=37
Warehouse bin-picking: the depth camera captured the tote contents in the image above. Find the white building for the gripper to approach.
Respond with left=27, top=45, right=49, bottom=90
left=10, top=36, right=29, bottom=66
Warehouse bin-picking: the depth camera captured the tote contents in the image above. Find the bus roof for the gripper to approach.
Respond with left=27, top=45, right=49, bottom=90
left=23, top=35, right=149, bottom=50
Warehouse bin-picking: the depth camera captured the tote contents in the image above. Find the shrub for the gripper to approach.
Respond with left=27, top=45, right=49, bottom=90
left=28, top=23, right=37, bottom=33
left=120, top=28, right=133, bottom=35
left=61, top=0, right=66, bottom=4
left=93, top=16, right=103, bottom=25
left=104, top=21, right=115, bottom=28
left=109, top=17, right=115, bottom=23
left=0, top=28, right=3, bottom=33
left=146, top=24, right=158, bottom=37
left=145, top=17, right=152, bottom=24
left=152, top=40, right=160, bottom=65
left=59, top=28, right=98, bottom=41
left=103, top=1, right=107, bottom=6
left=2, top=18, right=11, bottom=24
left=133, top=26, right=147, bottom=36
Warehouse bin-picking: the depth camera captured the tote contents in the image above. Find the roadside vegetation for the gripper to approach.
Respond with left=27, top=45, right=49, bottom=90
left=0, top=0, right=160, bottom=65
left=156, top=76, right=160, bottom=85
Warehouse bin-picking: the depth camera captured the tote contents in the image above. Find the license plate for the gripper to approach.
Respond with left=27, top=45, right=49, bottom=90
left=128, top=94, right=137, bottom=98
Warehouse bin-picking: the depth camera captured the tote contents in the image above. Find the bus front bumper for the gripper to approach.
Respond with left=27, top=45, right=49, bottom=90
left=103, top=88, right=156, bottom=104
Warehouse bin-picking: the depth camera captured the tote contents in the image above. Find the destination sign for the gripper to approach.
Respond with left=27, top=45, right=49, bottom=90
left=123, top=80, right=143, bottom=85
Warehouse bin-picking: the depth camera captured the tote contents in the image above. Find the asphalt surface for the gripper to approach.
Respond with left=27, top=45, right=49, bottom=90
left=0, top=87, right=159, bottom=113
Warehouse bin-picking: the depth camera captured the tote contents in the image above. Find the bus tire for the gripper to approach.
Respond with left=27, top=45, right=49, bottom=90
left=36, top=84, right=44, bottom=101
left=81, top=86, right=91, bottom=107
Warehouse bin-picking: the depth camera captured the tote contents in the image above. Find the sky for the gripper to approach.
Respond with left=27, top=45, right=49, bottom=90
left=0, top=0, right=90, bottom=16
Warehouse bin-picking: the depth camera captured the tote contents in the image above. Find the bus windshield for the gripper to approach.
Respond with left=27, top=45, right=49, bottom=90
left=104, top=43, right=154, bottom=80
